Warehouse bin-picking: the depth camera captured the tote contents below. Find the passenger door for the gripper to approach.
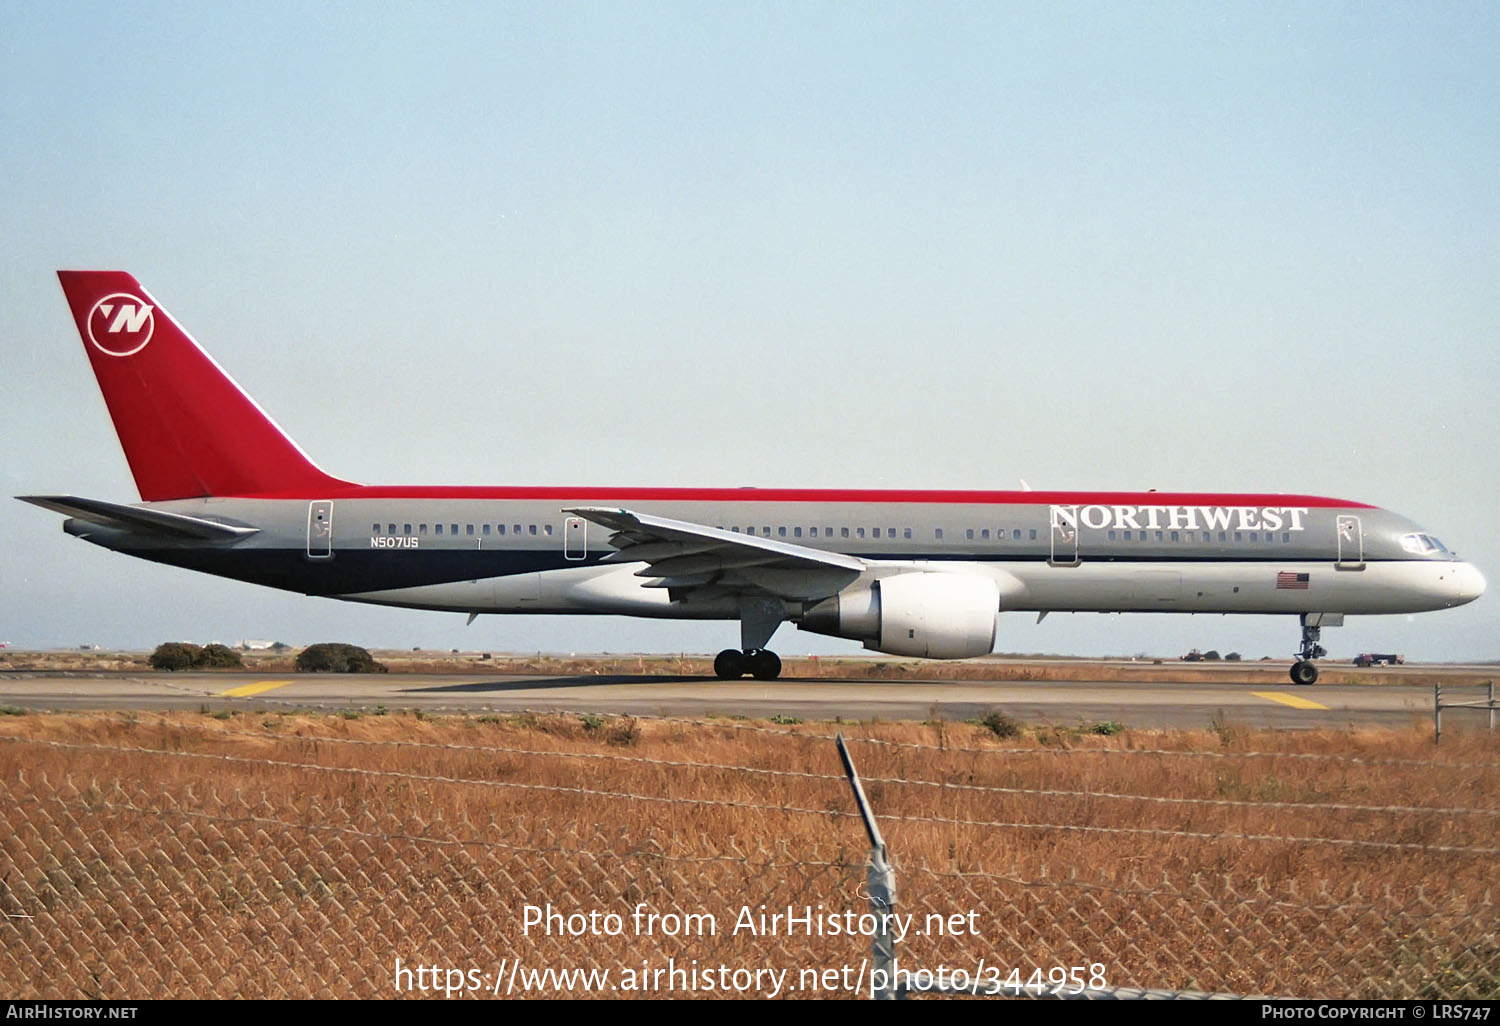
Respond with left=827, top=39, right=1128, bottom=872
left=306, top=501, right=333, bottom=560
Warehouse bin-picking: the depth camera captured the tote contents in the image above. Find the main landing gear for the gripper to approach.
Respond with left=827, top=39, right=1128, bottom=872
left=1290, top=615, right=1330, bottom=686
left=715, top=648, right=782, bottom=680
left=715, top=597, right=787, bottom=680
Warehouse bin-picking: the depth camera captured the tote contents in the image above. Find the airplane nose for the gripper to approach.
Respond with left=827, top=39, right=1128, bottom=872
left=1453, top=563, right=1486, bottom=605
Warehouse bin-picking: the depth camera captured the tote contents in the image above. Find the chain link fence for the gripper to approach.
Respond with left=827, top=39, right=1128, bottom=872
left=1, top=715, right=1497, bottom=999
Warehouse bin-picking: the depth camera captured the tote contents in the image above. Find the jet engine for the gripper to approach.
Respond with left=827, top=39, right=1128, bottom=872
left=798, top=573, right=999, bottom=658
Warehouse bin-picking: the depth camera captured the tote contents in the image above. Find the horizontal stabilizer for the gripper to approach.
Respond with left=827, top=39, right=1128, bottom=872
left=17, top=495, right=259, bottom=540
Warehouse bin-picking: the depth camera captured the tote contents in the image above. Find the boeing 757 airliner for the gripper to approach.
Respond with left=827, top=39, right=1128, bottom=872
left=20, top=271, right=1486, bottom=684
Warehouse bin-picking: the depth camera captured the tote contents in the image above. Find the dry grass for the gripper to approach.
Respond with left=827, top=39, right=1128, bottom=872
left=3, top=647, right=1494, bottom=685
left=1, top=709, right=1496, bottom=998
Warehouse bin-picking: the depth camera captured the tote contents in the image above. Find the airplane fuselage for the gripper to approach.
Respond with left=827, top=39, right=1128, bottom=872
left=64, top=489, right=1483, bottom=624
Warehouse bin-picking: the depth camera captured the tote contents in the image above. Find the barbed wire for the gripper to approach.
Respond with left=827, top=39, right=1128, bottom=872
left=72, top=675, right=1500, bottom=770
left=102, top=672, right=1500, bottom=768
left=125, top=718, right=1500, bottom=819
left=5, top=778, right=1484, bottom=916
left=5, top=735, right=1496, bottom=855
left=658, top=717, right=1500, bottom=769
left=0, top=786, right=857, bottom=869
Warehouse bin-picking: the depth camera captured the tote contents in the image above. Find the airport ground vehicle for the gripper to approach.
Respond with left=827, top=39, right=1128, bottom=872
left=1353, top=653, right=1405, bottom=667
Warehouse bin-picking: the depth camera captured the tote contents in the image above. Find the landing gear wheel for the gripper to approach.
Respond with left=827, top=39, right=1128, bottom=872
left=1291, top=616, right=1328, bottom=687
left=1290, top=660, right=1319, bottom=686
left=748, top=649, right=782, bottom=681
left=714, top=649, right=746, bottom=679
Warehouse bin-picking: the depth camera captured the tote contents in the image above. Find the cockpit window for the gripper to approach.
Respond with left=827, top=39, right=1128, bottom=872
left=1401, top=533, right=1449, bottom=555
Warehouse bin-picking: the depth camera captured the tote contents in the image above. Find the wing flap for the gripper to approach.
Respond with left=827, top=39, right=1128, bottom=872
left=564, top=506, right=865, bottom=602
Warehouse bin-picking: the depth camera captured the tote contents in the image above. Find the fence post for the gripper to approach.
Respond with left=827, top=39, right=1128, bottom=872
left=836, top=733, right=899, bottom=1000
left=1434, top=684, right=1441, bottom=745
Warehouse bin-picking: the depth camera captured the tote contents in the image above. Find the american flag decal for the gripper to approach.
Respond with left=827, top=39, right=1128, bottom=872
left=1277, top=572, right=1310, bottom=590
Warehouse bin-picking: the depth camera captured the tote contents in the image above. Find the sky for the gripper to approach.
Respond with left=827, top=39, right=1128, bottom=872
left=2, top=2, right=1496, bottom=660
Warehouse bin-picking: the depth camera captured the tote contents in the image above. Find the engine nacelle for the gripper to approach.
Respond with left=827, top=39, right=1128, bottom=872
left=799, top=573, right=999, bottom=659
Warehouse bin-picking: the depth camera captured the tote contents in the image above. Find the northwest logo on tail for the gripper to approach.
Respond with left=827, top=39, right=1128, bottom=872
left=87, top=293, right=155, bottom=356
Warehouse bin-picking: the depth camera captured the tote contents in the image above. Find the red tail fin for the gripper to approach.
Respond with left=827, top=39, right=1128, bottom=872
left=56, top=271, right=355, bottom=500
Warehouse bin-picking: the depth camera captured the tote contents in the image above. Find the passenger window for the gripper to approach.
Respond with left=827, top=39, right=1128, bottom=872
left=1283, top=532, right=1291, bottom=543
left=497, top=525, right=506, bottom=535
left=732, top=526, right=741, bottom=533
left=1234, top=532, right=1242, bottom=542
left=371, top=523, right=381, bottom=534
left=1170, top=531, right=1179, bottom=542
left=778, top=527, right=787, bottom=537
left=435, top=524, right=444, bottom=535
left=794, top=527, right=802, bottom=538
left=981, top=529, right=991, bottom=540
left=857, top=528, right=866, bottom=538
left=904, top=528, right=912, bottom=539
left=483, top=524, right=490, bottom=535
left=419, top=524, right=428, bottom=535
left=529, top=525, right=537, bottom=535
left=467, top=524, right=475, bottom=535
left=966, top=529, right=974, bottom=540
left=1249, top=532, right=1258, bottom=542
left=762, top=527, right=770, bottom=536
left=1013, top=529, right=1022, bottom=540
left=841, top=527, right=850, bottom=538
left=403, top=523, right=412, bottom=535
left=450, top=524, right=459, bottom=535
left=1029, top=529, right=1037, bottom=540
left=388, top=524, right=396, bottom=535
left=544, top=524, right=552, bottom=536
left=1108, top=530, right=1117, bottom=540
left=935, top=528, right=944, bottom=540
left=1154, top=530, right=1163, bottom=541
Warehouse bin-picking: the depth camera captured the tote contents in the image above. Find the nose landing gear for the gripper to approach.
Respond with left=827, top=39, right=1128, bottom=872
left=1290, top=613, right=1339, bottom=685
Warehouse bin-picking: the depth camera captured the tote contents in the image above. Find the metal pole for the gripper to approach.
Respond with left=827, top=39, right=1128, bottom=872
left=1434, top=684, right=1441, bottom=745
left=1489, top=682, right=1495, bottom=732
left=837, top=734, right=899, bottom=1000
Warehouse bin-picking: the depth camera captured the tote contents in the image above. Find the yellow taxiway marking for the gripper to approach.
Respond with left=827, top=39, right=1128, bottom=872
left=1251, top=691, right=1330, bottom=711
left=219, top=680, right=294, bottom=698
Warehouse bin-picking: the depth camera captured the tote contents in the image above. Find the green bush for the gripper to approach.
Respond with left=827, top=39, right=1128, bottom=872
left=150, top=642, right=245, bottom=671
left=196, top=644, right=244, bottom=669
left=150, top=643, right=201, bottom=671
left=295, top=643, right=388, bottom=674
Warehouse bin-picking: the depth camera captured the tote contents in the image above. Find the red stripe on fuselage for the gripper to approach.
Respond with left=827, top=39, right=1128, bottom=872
left=232, top=485, right=1376, bottom=508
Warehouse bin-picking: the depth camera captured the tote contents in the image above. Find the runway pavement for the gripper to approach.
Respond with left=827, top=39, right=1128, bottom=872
left=0, top=668, right=1467, bottom=729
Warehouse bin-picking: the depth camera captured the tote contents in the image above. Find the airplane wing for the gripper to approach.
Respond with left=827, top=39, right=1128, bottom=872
left=18, top=495, right=259, bottom=541
left=563, top=506, right=864, bottom=602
